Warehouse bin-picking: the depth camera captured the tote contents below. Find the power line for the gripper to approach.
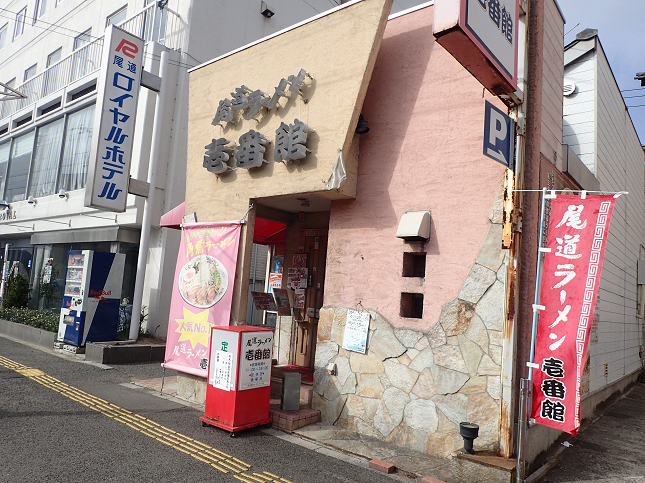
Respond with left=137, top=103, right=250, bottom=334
left=301, top=0, right=321, bottom=14
left=627, top=105, right=645, bottom=108
left=0, top=7, right=102, bottom=42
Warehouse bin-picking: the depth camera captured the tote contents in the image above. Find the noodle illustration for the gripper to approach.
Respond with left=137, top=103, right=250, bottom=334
left=178, top=255, right=228, bottom=308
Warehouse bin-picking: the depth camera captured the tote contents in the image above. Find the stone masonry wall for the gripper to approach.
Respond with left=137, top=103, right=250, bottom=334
left=314, top=199, right=506, bottom=457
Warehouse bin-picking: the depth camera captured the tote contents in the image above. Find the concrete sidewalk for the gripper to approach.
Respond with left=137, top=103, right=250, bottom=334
left=132, top=374, right=457, bottom=482
left=539, top=382, right=645, bottom=482
left=292, top=422, right=455, bottom=482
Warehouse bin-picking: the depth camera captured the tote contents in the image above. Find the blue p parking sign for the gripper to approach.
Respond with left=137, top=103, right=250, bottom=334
left=483, top=100, right=515, bottom=168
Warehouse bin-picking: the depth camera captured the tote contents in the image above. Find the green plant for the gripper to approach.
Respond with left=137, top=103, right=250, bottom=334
left=4, top=273, right=30, bottom=308
left=0, top=307, right=59, bottom=332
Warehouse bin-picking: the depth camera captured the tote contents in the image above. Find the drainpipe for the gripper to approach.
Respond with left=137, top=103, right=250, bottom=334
left=499, top=0, right=529, bottom=458
left=512, top=0, right=545, bottom=473
left=130, top=50, right=170, bottom=340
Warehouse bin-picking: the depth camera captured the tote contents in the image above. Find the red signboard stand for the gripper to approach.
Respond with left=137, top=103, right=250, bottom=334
left=200, top=326, right=274, bottom=436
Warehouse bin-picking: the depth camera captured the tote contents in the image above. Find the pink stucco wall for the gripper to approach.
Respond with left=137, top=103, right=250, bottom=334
left=324, top=5, right=506, bottom=331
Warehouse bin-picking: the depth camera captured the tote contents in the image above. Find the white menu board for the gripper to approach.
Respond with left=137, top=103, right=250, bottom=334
left=342, top=309, right=370, bottom=354
left=238, top=331, right=273, bottom=391
left=208, top=329, right=239, bottom=391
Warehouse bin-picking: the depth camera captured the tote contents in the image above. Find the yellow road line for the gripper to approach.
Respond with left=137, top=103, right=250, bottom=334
left=191, top=454, right=212, bottom=464
left=2, top=356, right=295, bottom=483
left=211, top=462, right=230, bottom=473
left=253, top=473, right=274, bottom=481
left=241, top=474, right=267, bottom=483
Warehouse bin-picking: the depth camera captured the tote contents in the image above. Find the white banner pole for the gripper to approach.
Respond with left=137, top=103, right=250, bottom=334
left=516, top=187, right=550, bottom=482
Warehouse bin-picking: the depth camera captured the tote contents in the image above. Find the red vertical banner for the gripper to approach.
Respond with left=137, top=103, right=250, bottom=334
left=164, top=222, right=242, bottom=377
left=531, top=195, right=616, bottom=435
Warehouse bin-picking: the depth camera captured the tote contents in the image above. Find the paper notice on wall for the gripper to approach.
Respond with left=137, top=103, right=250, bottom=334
left=287, top=268, right=307, bottom=289
left=292, top=253, right=307, bottom=268
left=342, top=309, right=370, bottom=354
left=299, top=229, right=306, bottom=251
left=294, top=289, right=306, bottom=309
left=43, top=258, right=53, bottom=284
left=268, top=272, right=282, bottom=292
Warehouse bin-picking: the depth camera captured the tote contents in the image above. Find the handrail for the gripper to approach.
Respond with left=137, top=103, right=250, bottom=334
left=0, top=4, right=184, bottom=124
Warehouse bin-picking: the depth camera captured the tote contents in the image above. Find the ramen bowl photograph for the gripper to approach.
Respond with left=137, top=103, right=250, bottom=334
left=178, top=255, right=228, bottom=308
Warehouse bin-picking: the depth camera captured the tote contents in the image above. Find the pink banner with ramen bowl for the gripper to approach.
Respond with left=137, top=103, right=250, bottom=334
left=164, top=221, right=241, bottom=377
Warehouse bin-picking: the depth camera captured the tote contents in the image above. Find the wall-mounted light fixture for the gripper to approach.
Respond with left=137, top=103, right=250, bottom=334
left=261, top=1, right=275, bottom=18
left=27, top=196, right=37, bottom=205
left=355, top=114, right=370, bottom=134
left=58, top=189, right=68, bottom=200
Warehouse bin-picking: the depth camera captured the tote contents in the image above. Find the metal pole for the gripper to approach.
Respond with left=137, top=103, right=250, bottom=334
left=130, top=49, right=170, bottom=341
left=0, top=243, right=11, bottom=300
left=527, top=188, right=549, bottom=389
left=516, top=188, right=549, bottom=482
left=516, top=378, right=528, bottom=483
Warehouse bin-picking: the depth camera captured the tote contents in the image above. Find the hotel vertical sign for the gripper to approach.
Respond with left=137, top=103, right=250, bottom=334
left=85, top=26, right=144, bottom=212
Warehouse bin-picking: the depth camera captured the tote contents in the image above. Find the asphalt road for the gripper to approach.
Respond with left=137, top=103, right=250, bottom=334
left=0, top=336, right=400, bottom=483
left=540, top=382, right=645, bottom=483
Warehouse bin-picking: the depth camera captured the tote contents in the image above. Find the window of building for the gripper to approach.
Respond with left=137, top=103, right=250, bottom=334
left=0, top=103, right=95, bottom=202
left=46, top=47, right=62, bottom=67
left=14, top=7, right=27, bottom=40
left=24, top=64, right=37, bottom=81
left=33, top=0, right=47, bottom=23
left=5, top=78, right=16, bottom=89
left=28, top=117, right=64, bottom=198
left=0, top=24, right=8, bottom=51
left=73, top=28, right=91, bottom=50
left=55, top=0, right=64, bottom=6
left=5, top=130, right=35, bottom=202
left=106, top=6, right=128, bottom=27
left=0, top=141, right=11, bottom=198
left=58, top=104, right=95, bottom=192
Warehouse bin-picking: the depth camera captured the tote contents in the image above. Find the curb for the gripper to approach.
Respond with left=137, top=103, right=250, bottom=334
left=0, top=319, right=56, bottom=350
left=86, top=342, right=165, bottom=364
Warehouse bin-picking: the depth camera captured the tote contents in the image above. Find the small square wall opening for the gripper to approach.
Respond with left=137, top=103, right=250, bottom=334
left=400, top=292, right=424, bottom=319
left=403, top=252, right=426, bottom=277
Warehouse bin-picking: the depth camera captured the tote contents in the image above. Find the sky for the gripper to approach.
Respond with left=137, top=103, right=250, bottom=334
left=387, top=0, right=645, bottom=142
left=556, top=0, right=645, bottom=144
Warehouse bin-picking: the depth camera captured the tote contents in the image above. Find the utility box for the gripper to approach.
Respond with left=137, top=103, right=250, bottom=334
left=200, top=326, right=274, bottom=435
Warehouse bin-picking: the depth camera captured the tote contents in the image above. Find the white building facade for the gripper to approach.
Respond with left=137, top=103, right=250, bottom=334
left=563, top=30, right=645, bottom=412
left=0, top=0, right=342, bottom=335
